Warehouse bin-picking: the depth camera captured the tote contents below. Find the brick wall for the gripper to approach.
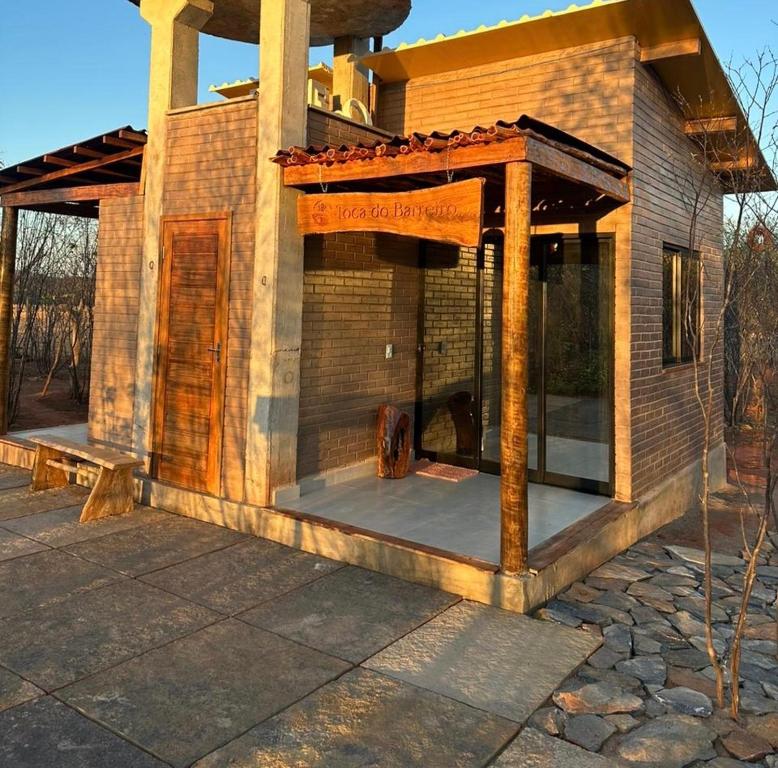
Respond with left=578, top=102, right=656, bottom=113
left=377, top=38, right=636, bottom=498
left=297, top=233, right=419, bottom=478
left=378, top=38, right=636, bottom=162
left=629, top=64, right=725, bottom=497
left=418, top=244, right=478, bottom=456
left=88, top=196, right=143, bottom=450
left=163, top=97, right=257, bottom=501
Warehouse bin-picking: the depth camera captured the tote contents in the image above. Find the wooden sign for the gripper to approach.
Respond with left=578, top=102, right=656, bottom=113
left=297, top=177, right=485, bottom=248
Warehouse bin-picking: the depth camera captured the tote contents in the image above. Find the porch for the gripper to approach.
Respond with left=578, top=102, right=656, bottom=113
left=279, top=469, right=607, bottom=567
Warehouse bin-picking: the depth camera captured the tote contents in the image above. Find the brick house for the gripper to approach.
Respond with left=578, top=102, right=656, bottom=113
left=0, top=0, right=773, bottom=611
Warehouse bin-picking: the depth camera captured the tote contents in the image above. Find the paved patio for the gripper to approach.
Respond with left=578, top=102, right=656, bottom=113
left=0, top=463, right=611, bottom=767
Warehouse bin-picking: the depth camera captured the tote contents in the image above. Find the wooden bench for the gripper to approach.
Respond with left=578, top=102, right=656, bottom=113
left=29, top=436, right=143, bottom=523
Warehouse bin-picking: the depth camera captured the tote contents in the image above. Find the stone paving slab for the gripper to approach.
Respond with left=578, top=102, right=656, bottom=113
left=194, top=667, right=517, bottom=768
left=0, top=485, right=88, bottom=521
left=63, top=515, right=247, bottom=576
left=141, top=537, right=342, bottom=615
left=0, top=549, right=119, bottom=619
left=493, top=727, right=628, bottom=767
left=0, top=468, right=33, bottom=491
left=0, top=580, right=220, bottom=690
left=0, top=696, right=167, bottom=767
left=0, top=665, right=44, bottom=713
left=364, top=601, right=601, bottom=723
left=59, top=618, right=351, bottom=768
left=2, top=504, right=172, bottom=548
left=241, top=565, right=461, bottom=662
left=0, top=527, right=48, bottom=562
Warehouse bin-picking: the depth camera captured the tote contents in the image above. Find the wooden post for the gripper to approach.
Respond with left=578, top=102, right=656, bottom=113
left=501, top=162, right=531, bottom=574
left=0, top=207, right=17, bottom=435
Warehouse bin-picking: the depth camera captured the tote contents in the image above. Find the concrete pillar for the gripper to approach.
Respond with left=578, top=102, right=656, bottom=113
left=244, top=0, right=311, bottom=506
left=0, top=207, right=18, bottom=434
left=333, top=35, right=371, bottom=113
left=132, top=0, right=213, bottom=462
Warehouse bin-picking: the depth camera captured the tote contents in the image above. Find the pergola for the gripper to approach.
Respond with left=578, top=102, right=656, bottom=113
left=0, top=126, right=146, bottom=432
left=275, top=115, right=632, bottom=573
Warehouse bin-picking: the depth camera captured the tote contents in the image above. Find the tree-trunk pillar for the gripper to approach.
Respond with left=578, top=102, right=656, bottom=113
left=0, top=207, right=18, bottom=435
left=501, top=162, right=531, bottom=574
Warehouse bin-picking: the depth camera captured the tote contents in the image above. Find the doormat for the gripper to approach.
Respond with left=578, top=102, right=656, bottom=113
left=412, top=459, right=479, bottom=483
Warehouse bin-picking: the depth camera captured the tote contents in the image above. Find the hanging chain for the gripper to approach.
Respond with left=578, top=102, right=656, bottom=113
left=445, top=147, right=454, bottom=183
left=318, top=163, right=328, bottom=194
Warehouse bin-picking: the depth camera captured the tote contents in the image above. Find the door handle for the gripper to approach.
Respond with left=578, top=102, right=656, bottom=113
left=207, top=342, right=222, bottom=363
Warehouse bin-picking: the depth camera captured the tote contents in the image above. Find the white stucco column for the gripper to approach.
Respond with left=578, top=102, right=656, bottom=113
left=132, top=0, right=213, bottom=463
left=244, top=0, right=311, bottom=505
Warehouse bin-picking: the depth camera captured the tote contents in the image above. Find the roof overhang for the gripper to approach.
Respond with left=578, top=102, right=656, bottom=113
left=0, top=127, right=146, bottom=218
left=362, top=0, right=775, bottom=193
left=276, top=116, right=632, bottom=224
left=126, top=0, right=410, bottom=47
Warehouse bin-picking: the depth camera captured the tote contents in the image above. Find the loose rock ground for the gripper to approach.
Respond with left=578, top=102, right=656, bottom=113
left=534, top=501, right=778, bottom=768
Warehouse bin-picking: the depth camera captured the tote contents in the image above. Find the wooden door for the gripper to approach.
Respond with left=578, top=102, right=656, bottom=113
left=152, top=215, right=230, bottom=495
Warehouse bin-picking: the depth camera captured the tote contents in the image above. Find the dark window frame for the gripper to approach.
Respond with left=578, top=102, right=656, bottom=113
left=662, top=243, right=701, bottom=367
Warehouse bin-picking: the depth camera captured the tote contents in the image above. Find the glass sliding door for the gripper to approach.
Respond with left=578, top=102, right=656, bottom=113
left=531, top=235, right=613, bottom=494
left=416, top=234, right=613, bottom=496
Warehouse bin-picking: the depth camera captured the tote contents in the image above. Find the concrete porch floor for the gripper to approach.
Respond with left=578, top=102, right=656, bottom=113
left=10, top=422, right=89, bottom=443
left=0, top=463, right=609, bottom=767
left=283, top=471, right=607, bottom=565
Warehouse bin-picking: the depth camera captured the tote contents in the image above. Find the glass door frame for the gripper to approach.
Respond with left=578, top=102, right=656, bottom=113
left=414, top=234, right=615, bottom=498
left=529, top=233, right=615, bottom=497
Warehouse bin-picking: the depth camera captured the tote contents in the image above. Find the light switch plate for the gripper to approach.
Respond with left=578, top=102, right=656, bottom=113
left=385, top=344, right=394, bottom=360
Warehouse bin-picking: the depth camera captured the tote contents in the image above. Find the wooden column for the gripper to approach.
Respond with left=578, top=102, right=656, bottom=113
left=0, top=207, right=17, bottom=434
left=501, top=162, right=531, bottom=574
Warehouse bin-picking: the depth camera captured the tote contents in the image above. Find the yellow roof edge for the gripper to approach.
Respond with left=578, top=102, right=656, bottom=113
left=366, top=0, right=623, bottom=62
left=210, top=63, right=334, bottom=99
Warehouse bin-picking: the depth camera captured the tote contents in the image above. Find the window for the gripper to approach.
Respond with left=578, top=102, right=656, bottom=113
left=663, top=245, right=701, bottom=366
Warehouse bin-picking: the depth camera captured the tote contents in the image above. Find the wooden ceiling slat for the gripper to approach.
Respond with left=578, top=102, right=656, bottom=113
left=73, top=146, right=108, bottom=160
left=15, top=166, right=46, bottom=176
left=103, top=136, right=137, bottom=149
left=42, top=155, right=79, bottom=168
left=117, top=129, right=147, bottom=143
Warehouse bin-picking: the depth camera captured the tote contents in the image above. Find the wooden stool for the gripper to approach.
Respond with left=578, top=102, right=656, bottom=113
left=29, top=436, right=143, bottom=522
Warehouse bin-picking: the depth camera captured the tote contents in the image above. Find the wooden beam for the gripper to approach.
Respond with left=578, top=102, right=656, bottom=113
left=283, top=136, right=630, bottom=203
left=118, top=129, right=147, bottom=143
left=0, top=208, right=17, bottom=434
left=42, top=155, right=79, bottom=168
left=23, top=203, right=100, bottom=219
left=0, top=146, right=144, bottom=195
left=1, top=182, right=139, bottom=208
left=501, top=162, right=531, bottom=574
left=711, top=157, right=758, bottom=172
left=640, top=38, right=701, bottom=63
left=15, top=166, right=45, bottom=177
left=684, top=117, right=738, bottom=135
left=72, top=146, right=108, bottom=159
left=524, top=138, right=630, bottom=202
left=283, top=137, right=530, bottom=186
left=103, top=136, right=138, bottom=149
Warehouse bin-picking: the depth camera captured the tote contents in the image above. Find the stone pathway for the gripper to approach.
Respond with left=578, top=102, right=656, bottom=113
left=0, top=464, right=600, bottom=767
left=535, top=532, right=778, bottom=768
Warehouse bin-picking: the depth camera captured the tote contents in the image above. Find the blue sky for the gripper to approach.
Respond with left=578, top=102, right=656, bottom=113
left=0, top=1, right=776, bottom=166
